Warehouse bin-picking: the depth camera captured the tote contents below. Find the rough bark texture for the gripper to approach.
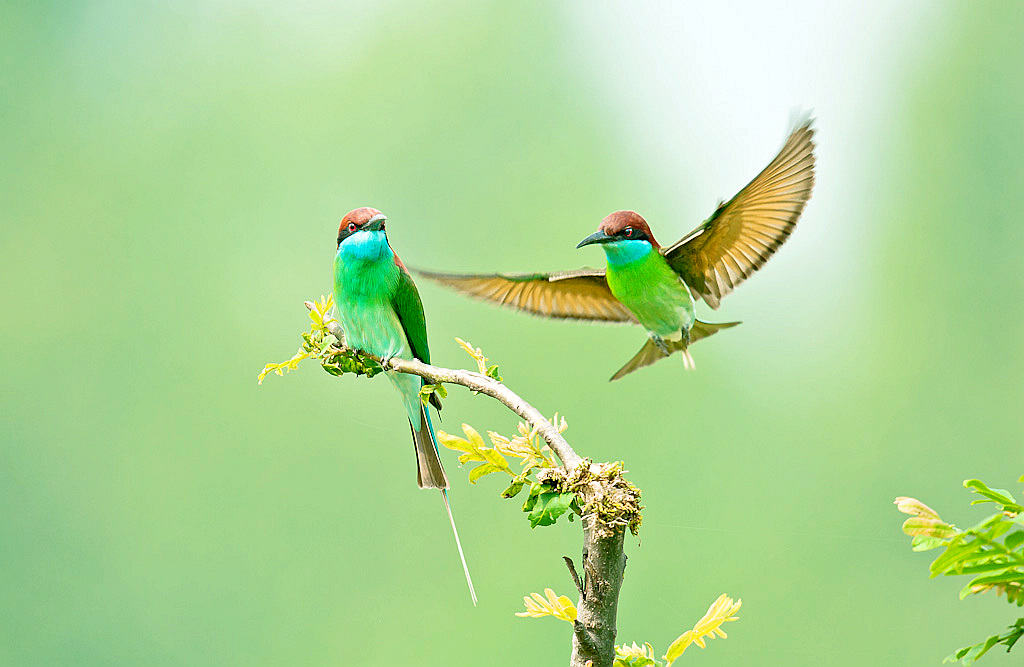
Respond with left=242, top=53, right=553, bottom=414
left=571, top=525, right=627, bottom=667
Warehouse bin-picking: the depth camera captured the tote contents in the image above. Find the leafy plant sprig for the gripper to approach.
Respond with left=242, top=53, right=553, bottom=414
left=455, top=337, right=503, bottom=382
left=515, top=588, right=741, bottom=665
left=437, top=417, right=580, bottom=528
left=896, top=476, right=1024, bottom=664
left=258, top=295, right=385, bottom=384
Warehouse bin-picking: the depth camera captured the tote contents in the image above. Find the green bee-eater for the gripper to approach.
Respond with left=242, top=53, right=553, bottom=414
left=333, top=207, right=476, bottom=604
left=419, top=121, right=815, bottom=381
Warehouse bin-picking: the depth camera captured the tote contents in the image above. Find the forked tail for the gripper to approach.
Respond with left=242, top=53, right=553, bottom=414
left=441, top=489, right=478, bottom=606
left=609, top=319, right=741, bottom=381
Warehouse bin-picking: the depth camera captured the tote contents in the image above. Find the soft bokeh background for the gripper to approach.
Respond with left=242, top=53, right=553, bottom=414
left=3, top=1, right=1023, bottom=664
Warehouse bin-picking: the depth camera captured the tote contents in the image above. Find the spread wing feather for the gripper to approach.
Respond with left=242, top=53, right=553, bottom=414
left=663, top=121, right=816, bottom=308
left=415, top=268, right=636, bottom=323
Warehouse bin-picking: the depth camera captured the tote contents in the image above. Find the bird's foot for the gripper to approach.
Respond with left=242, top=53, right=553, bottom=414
left=652, top=335, right=671, bottom=356
left=681, top=327, right=691, bottom=348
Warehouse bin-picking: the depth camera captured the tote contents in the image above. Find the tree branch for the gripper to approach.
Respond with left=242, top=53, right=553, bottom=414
left=305, top=300, right=637, bottom=667
left=563, top=556, right=585, bottom=599
left=309, top=302, right=582, bottom=471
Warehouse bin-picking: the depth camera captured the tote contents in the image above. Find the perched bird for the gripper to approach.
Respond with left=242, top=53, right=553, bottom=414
left=418, top=121, right=815, bottom=380
left=333, top=206, right=476, bottom=604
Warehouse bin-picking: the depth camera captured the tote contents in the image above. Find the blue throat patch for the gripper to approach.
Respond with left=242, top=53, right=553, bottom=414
left=337, top=230, right=391, bottom=262
left=602, top=239, right=653, bottom=266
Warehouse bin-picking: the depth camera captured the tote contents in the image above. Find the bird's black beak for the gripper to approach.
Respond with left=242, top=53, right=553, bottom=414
left=364, top=215, right=386, bottom=232
left=576, top=230, right=613, bottom=249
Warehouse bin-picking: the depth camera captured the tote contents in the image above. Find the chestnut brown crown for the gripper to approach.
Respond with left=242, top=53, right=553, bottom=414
left=598, top=210, right=660, bottom=248
left=337, top=207, right=386, bottom=246
left=339, top=207, right=383, bottom=232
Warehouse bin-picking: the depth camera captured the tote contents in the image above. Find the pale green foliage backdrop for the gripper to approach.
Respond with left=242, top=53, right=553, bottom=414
left=1, top=1, right=1022, bottom=665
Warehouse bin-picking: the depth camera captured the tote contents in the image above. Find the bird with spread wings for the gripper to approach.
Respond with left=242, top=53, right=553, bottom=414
left=419, top=121, right=815, bottom=380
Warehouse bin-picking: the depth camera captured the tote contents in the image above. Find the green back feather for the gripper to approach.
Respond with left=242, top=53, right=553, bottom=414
left=391, top=266, right=431, bottom=365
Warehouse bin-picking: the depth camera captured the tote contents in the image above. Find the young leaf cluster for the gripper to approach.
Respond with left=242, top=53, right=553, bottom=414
left=515, top=588, right=577, bottom=622
left=896, top=476, right=1024, bottom=664
left=257, top=295, right=384, bottom=385
left=436, top=418, right=579, bottom=528
left=455, top=337, right=503, bottom=381
left=515, top=589, right=741, bottom=665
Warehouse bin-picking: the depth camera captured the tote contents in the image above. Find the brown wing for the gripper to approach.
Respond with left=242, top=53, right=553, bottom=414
left=414, top=268, right=636, bottom=323
left=663, top=121, right=816, bottom=309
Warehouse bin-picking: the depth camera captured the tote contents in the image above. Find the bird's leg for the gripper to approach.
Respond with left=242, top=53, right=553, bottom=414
left=651, top=334, right=671, bottom=356
left=681, top=326, right=691, bottom=348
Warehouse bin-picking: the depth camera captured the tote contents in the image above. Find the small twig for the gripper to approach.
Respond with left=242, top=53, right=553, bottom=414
left=564, top=556, right=585, bottom=600
left=308, top=301, right=583, bottom=471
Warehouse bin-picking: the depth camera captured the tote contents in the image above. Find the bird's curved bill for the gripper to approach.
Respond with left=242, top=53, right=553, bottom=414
left=364, top=214, right=386, bottom=231
left=576, top=230, right=613, bottom=249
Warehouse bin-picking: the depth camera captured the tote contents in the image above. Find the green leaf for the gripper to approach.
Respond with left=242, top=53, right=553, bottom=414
left=522, top=485, right=539, bottom=511
left=485, top=364, right=503, bottom=382
left=930, top=540, right=980, bottom=577
left=502, top=479, right=526, bottom=499
left=614, top=643, right=663, bottom=667
left=1006, top=531, right=1024, bottom=551
left=945, top=632, right=1004, bottom=664
left=967, top=570, right=1024, bottom=588
left=527, top=491, right=575, bottom=528
left=990, top=520, right=1016, bottom=541
left=418, top=383, right=448, bottom=403
left=965, top=513, right=1007, bottom=537
left=965, top=479, right=1020, bottom=509
left=956, top=561, right=1021, bottom=575
left=912, top=535, right=948, bottom=552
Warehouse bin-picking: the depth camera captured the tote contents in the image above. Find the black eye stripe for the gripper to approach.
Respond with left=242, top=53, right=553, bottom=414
left=619, top=226, right=646, bottom=241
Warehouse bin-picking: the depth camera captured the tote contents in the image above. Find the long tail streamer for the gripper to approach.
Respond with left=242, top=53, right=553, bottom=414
left=441, top=489, right=477, bottom=606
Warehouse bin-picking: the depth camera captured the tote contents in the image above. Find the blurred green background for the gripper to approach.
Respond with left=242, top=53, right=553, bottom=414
left=2, top=1, right=1023, bottom=665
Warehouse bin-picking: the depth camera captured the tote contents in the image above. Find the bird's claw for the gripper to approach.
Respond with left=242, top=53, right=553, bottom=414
left=652, top=335, right=671, bottom=356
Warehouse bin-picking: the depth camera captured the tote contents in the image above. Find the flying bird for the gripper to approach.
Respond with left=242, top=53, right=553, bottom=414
left=333, top=206, right=476, bottom=604
left=418, top=121, right=815, bottom=380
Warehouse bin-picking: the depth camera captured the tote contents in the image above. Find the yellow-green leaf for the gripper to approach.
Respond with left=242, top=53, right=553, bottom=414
left=480, top=446, right=509, bottom=470
left=436, top=430, right=472, bottom=455
left=902, top=517, right=957, bottom=539
left=469, top=463, right=503, bottom=484
left=895, top=497, right=941, bottom=520
left=664, top=594, right=741, bottom=665
left=515, top=588, right=577, bottom=623
left=257, top=349, right=313, bottom=385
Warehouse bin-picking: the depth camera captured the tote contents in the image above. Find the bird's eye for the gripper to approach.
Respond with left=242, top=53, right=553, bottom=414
left=347, top=222, right=357, bottom=232
left=623, top=227, right=634, bottom=238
